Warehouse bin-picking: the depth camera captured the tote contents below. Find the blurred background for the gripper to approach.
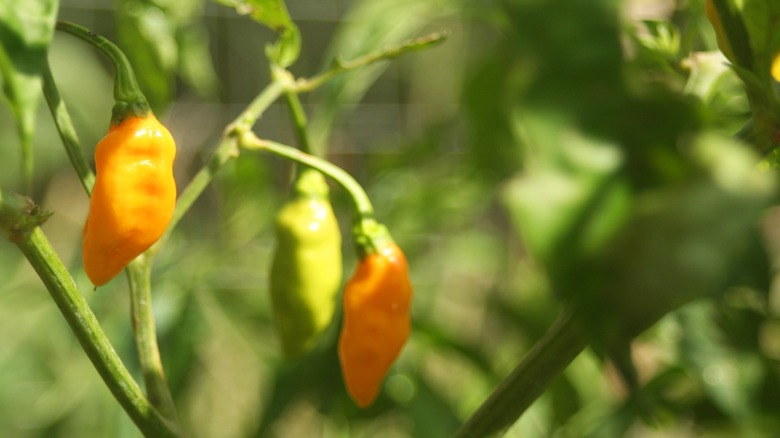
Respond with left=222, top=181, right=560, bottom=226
left=2, top=0, right=780, bottom=436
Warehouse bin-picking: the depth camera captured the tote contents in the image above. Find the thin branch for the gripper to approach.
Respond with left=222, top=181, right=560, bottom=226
left=294, top=31, right=448, bottom=93
left=42, top=59, right=95, bottom=195
left=0, top=190, right=178, bottom=437
left=127, top=258, right=181, bottom=427
left=454, top=307, right=588, bottom=437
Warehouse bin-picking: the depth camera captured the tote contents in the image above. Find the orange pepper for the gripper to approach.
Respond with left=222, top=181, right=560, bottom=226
left=82, top=115, right=176, bottom=286
left=338, top=242, right=413, bottom=407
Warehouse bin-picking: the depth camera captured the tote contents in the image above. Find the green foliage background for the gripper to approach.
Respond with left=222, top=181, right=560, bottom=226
left=2, top=0, right=780, bottom=436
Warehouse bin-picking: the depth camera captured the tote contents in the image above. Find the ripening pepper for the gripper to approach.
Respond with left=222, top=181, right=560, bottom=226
left=82, top=114, right=177, bottom=286
left=338, top=239, right=413, bottom=408
left=270, top=169, right=343, bottom=358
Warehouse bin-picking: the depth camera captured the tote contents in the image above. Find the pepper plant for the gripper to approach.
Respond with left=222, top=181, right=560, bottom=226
left=2, top=0, right=780, bottom=437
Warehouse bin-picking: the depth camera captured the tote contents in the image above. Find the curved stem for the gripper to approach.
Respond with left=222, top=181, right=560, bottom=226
left=126, top=258, right=181, bottom=428
left=42, top=59, right=95, bottom=195
left=239, top=133, right=375, bottom=220
left=454, top=307, right=588, bottom=437
left=55, top=21, right=150, bottom=123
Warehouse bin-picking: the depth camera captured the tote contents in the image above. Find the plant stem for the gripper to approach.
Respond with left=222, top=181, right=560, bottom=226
left=4, top=223, right=178, bottom=437
left=277, top=69, right=314, bottom=155
left=126, top=258, right=181, bottom=428
left=42, top=59, right=95, bottom=195
left=55, top=21, right=150, bottom=123
left=294, top=31, right=448, bottom=93
left=239, top=133, right=374, bottom=220
left=232, top=79, right=287, bottom=130
left=454, top=307, right=588, bottom=437
left=150, top=81, right=286, bottom=254
left=149, top=135, right=238, bottom=255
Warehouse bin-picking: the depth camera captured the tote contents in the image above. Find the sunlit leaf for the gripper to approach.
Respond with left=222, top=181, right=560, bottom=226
left=0, top=0, right=58, bottom=192
left=213, top=0, right=300, bottom=67
left=117, top=0, right=218, bottom=110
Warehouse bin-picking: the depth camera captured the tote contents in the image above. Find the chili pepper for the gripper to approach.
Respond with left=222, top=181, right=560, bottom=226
left=270, top=169, right=342, bottom=358
left=55, top=22, right=177, bottom=285
left=338, top=237, right=413, bottom=408
left=82, top=114, right=176, bottom=285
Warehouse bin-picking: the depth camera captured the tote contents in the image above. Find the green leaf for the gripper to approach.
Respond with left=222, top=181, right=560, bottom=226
left=502, top=111, right=631, bottom=264
left=116, top=0, right=218, bottom=110
left=0, top=0, right=58, bottom=193
left=177, top=22, right=218, bottom=96
left=581, top=133, right=776, bottom=355
left=116, top=0, right=178, bottom=109
left=213, top=0, right=300, bottom=67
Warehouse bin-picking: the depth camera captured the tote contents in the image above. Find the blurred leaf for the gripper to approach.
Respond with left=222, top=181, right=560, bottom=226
left=502, top=112, right=630, bottom=264
left=707, top=0, right=754, bottom=70
left=582, top=134, right=776, bottom=360
left=117, top=0, right=178, bottom=108
left=464, top=0, right=626, bottom=180
left=117, top=0, right=217, bottom=110
left=0, top=0, right=58, bottom=191
left=177, top=22, right=218, bottom=96
left=213, top=0, right=300, bottom=68
left=739, top=0, right=780, bottom=74
left=309, top=0, right=457, bottom=155
left=677, top=302, right=764, bottom=420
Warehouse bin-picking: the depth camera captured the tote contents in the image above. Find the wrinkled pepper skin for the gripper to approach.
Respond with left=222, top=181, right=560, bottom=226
left=82, top=115, right=176, bottom=286
left=270, top=170, right=342, bottom=358
left=338, top=242, right=413, bottom=408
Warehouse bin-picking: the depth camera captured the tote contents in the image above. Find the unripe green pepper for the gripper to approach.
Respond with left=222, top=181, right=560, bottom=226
left=270, top=169, right=343, bottom=358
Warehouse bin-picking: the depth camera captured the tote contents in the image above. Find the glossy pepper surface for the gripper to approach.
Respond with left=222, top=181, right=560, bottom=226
left=82, top=115, right=177, bottom=286
left=270, top=170, right=343, bottom=357
left=338, top=241, right=413, bottom=408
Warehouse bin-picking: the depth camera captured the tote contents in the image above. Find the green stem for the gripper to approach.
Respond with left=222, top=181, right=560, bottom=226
left=240, top=133, right=374, bottom=221
left=126, top=258, right=181, bottom=427
left=294, top=31, right=448, bottom=93
left=277, top=70, right=314, bottom=155
left=0, top=191, right=177, bottom=437
left=238, top=133, right=392, bottom=256
left=19, top=121, right=34, bottom=196
left=42, top=59, right=95, bottom=195
left=55, top=21, right=150, bottom=123
left=232, top=79, right=287, bottom=130
left=454, top=307, right=588, bottom=437
left=150, top=81, right=286, bottom=254
left=149, top=135, right=238, bottom=255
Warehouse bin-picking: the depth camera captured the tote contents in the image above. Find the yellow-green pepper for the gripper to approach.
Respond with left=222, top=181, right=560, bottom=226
left=270, top=169, right=343, bottom=358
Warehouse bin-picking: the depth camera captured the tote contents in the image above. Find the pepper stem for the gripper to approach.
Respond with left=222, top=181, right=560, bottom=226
left=238, top=132, right=392, bottom=255
left=56, top=21, right=150, bottom=124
